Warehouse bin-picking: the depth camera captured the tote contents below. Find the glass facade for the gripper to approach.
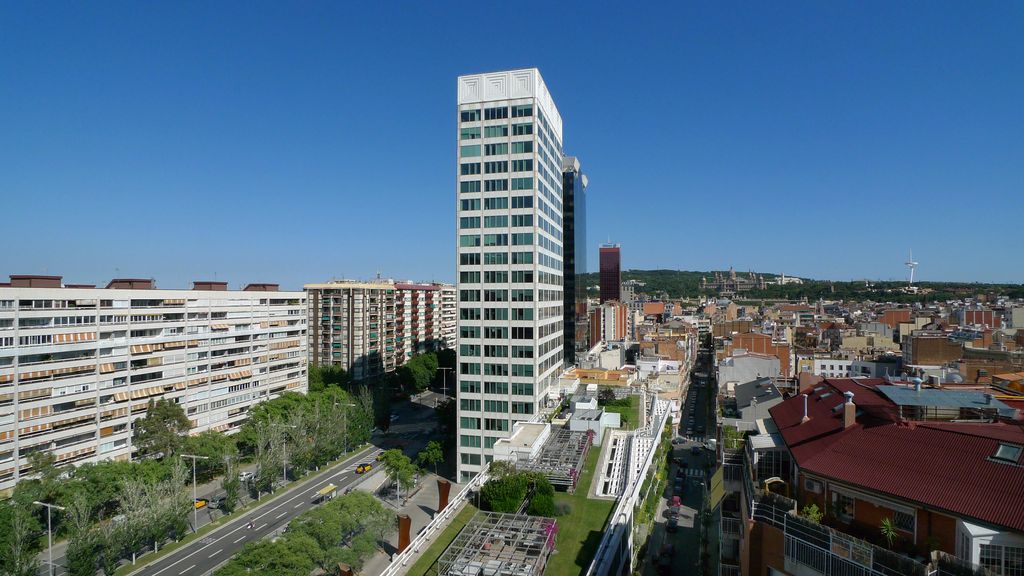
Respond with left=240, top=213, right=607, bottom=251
left=562, top=157, right=587, bottom=366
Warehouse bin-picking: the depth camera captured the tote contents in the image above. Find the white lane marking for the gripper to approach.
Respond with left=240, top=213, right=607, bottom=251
left=257, top=523, right=267, bottom=530
left=209, top=549, right=221, bottom=557
left=276, top=512, right=286, bottom=519
left=179, top=565, right=195, bottom=575
left=233, top=536, right=246, bottom=544
left=148, top=446, right=374, bottom=576
left=294, top=502, right=302, bottom=509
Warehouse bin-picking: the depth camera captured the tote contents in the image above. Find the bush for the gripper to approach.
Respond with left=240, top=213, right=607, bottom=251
left=528, top=492, right=555, bottom=517
left=554, top=502, right=573, bottom=517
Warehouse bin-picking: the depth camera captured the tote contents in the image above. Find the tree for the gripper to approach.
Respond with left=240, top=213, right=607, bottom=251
left=63, top=496, right=98, bottom=576
left=435, top=398, right=457, bottom=450
left=182, top=430, right=237, bottom=481
left=221, top=456, right=241, bottom=514
left=480, top=474, right=528, bottom=513
left=525, top=473, right=556, bottom=517
left=417, top=441, right=444, bottom=475
left=0, top=505, right=41, bottom=576
left=597, top=387, right=617, bottom=405
left=880, top=517, right=899, bottom=549
left=380, top=449, right=417, bottom=500
left=801, top=503, right=823, bottom=524
left=134, top=398, right=191, bottom=458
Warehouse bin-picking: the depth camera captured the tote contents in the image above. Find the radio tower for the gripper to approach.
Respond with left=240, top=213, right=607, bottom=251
left=905, top=250, right=919, bottom=288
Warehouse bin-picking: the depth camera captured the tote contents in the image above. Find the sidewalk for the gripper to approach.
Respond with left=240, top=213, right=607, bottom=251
left=361, top=472, right=464, bottom=576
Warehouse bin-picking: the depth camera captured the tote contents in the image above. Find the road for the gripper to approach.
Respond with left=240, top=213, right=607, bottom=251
left=128, top=444, right=381, bottom=576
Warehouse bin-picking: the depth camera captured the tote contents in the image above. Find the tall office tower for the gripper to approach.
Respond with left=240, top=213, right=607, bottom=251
left=305, top=280, right=455, bottom=380
left=599, top=244, right=621, bottom=303
left=562, top=156, right=588, bottom=367
left=0, top=274, right=307, bottom=495
left=456, top=69, right=565, bottom=481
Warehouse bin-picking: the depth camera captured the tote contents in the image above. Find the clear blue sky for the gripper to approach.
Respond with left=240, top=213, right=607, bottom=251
left=2, top=1, right=1021, bottom=289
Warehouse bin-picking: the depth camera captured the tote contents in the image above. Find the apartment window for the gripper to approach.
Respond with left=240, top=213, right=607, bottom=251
left=892, top=510, right=915, bottom=533
left=510, top=289, right=533, bottom=302
left=459, top=253, right=480, bottom=266
left=512, top=123, right=533, bottom=135
left=461, top=198, right=480, bottom=211
left=803, top=478, right=823, bottom=494
left=512, top=402, right=534, bottom=415
left=460, top=417, right=480, bottom=430
left=978, top=545, right=1024, bottom=576
left=511, top=195, right=533, bottom=208
left=460, top=180, right=481, bottom=193
left=461, top=109, right=480, bottom=122
left=485, top=179, right=509, bottom=192
left=483, top=400, right=508, bottom=412
left=511, top=327, right=534, bottom=339
left=512, top=104, right=532, bottom=118
left=512, top=252, right=533, bottom=264
left=511, top=364, right=533, bottom=377
left=484, top=418, right=509, bottom=432
left=460, top=235, right=480, bottom=247
left=460, top=380, right=480, bottom=393
left=461, top=453, right=482, bottom=465
left=459, top=344, right=480, bottom=356
left=483, top=234, right=507, bottom=247
left=484, top=253, right=508, bottom=265
left=461, top=163, right=481, bottom=175
left=511, top=214, right=533, bottom=227
left=484, top=327, right=508, bottom=339
left=511, top=233, right=533, bottom=245
left=511, top=178, right=533, bottom=191
left=511, top=271, right=534, bottom=283
left=460, top=271, right=480, bottom=283
left=512, top=382, right=533, bottom=395
left=484, top=381, right=507, bottom=394
left=832, top=491, right=855, bottom=522
left=511, top=159, right=533, bottom=172
left=485, top=143, right=508, bottom=156
left=484, top=438, right=498, bottom=450
left=460, top=434, right=481, bottom=448
left=484, top=309, right=508, bottom=321
left=484, top=197, right=508, bottom=210
left=460, top=362, right=481, bottom=375
left=460, top=126, right=481, bottom=140
left=483, top=290, right=507, bottom=302
left=511, top=141, right=533, bottom=154
left=483, top=271, right=508, bottom=283
left=459, top=308, right=480, bottom=320
left=484, top=345, right=508, bottom=358
left=461, top=145, right=481, bottom=158
left=511, top=345, right=533, bottom=358
left=484, top=106, right=508, bottom=120
left=485, top=161, right=508, bottom=174
left=484, top=125, right=508, bottom=138
left=484, top=215, right=508, bottom=228
left=460, top=326, right=480, bottom=339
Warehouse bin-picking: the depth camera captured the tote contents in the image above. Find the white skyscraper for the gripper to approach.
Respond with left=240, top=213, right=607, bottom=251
left=456, top=69, right=565, bottom=481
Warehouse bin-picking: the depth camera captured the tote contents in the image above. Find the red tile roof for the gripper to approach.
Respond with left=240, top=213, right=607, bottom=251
left=770, top=378, right=1024, bottom=532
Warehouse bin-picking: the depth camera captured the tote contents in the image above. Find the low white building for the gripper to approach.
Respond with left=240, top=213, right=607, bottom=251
left=636, top=356, right=681, bottom=379
left=492, top=422, right=550, bottom=464
left=718, top=351, right=780, bottom=388
left=812, top=358, right=853, bottom=379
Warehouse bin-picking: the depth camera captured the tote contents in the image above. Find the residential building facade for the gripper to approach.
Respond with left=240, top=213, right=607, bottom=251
left=0, top=275, right=307, bottom=496
left=305, top=280, right=455, bottom=381
left=456, top=68, right=567, bottom=481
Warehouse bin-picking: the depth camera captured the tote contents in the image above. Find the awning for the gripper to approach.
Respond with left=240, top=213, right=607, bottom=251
left=211, top=324, right=230, bottom=330
left=186, top=377, right=208, bottom=387
left=163, top=340, right=185, bottom=349
left=131, top=344, right=153, bottom=354
left=317, top=484, right=337, bottom=497
left=99, top=363, right=118, bottom=373
left=113, top=392, right=131, bottom=402
left=53, top=332, right=97, bottom=344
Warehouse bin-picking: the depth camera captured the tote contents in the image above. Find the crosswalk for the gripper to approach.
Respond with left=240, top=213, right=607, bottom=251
left=679, top=468, right=705, bottom=479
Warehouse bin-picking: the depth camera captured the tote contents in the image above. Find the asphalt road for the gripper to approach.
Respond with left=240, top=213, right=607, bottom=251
left=127, top=445, right=381, bottom=576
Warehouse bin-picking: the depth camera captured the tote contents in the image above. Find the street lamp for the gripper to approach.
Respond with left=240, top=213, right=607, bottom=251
left=334, top=401, right=356, bottom=454
left=437, top=367, right=453, bottom=400
left=180, top=454, right=209, bottom=533
left=33, top=501, right=65, bottom=576
left=270, top=423, right=298, bottom=485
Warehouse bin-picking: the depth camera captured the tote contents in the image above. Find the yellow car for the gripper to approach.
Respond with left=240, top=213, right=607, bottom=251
left=356, top=463, right=373, bottom=474
left=194, top=499, right=208, bottom=510
left=375, top=452, right=385, bottom=461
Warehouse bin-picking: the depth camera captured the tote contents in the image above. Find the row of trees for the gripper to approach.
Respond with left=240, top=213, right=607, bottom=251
left=0, top=366, right=376, bottom=576
left=214, top=491, right=395, bottom=575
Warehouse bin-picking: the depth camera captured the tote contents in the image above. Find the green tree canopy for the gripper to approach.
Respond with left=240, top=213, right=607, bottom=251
left=417, top=440, right=444, bottom=475
left=134, top=398, right=191, bottom=458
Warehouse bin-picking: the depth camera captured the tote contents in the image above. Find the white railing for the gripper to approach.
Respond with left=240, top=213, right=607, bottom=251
left=379, top=470, right=489, bottom=576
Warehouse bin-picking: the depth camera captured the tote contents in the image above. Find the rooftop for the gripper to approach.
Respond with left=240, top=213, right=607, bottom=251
left=437, top=511, right=557, bottom=576
left=770, top=378, right=1024, bottom=532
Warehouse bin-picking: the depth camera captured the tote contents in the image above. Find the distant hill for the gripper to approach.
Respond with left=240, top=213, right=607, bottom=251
left=577, top=269, right=1024, bottom=302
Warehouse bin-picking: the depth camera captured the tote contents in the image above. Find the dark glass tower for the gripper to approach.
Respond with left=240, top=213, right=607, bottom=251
left=600, top=244, right=621, bottom=303
left=562, top=156, right=588, bottom=366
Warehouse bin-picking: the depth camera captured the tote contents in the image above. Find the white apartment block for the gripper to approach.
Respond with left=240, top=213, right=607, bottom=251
left=305, top=281, right=455, bottom=380
left=456, top=69, right=566, bottom=481
left=812, top=357, right=853, bottom=379
left=0, top=275, right=307, bottom=496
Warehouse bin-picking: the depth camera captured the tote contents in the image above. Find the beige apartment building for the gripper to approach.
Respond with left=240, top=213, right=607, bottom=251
left=305, top=280, right=456, bottom=380
left=0, top=274, right=307, bottom=496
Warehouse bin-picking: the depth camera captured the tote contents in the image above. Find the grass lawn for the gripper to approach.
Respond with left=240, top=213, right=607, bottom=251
left=405, top=503, right=479, bottom=576
left=546, top=446, right=616, bottom=576
left=603, top=395, right=640, bottom=429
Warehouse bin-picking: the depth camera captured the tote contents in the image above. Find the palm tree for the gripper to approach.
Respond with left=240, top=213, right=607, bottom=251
left=880, top=517, right=899, bottom=549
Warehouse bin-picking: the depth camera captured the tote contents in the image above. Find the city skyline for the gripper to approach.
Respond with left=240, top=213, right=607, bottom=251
left=3, top=2, right=1023, bottom=286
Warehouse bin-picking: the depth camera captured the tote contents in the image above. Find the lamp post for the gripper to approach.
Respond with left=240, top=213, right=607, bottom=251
left=33, top=501, right=65, bottom=576
left=271, top=423, right=298, bottom=485
left=180, top=454, right=209, bottom=533
left=334, top=401, right=356, bottom=454
left=438, top=367, right=453, bottom=404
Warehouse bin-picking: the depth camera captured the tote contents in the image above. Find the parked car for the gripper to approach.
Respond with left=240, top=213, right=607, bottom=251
left=209, top=496, right=227, bottom=509
left=194, top=499, right=208, bottom=510
left=356, top=463, right=373, bottom=474
left=239, top=471, right=255, bottom=483
left=376, top=452, right=385, bottom=461
left=666, top=517, right=679, bottom=533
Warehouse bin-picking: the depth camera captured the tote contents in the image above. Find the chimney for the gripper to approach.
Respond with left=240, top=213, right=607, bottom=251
left=843, top=391, right=856, bottom=429
left=801, top=394, right=810, bottom=423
